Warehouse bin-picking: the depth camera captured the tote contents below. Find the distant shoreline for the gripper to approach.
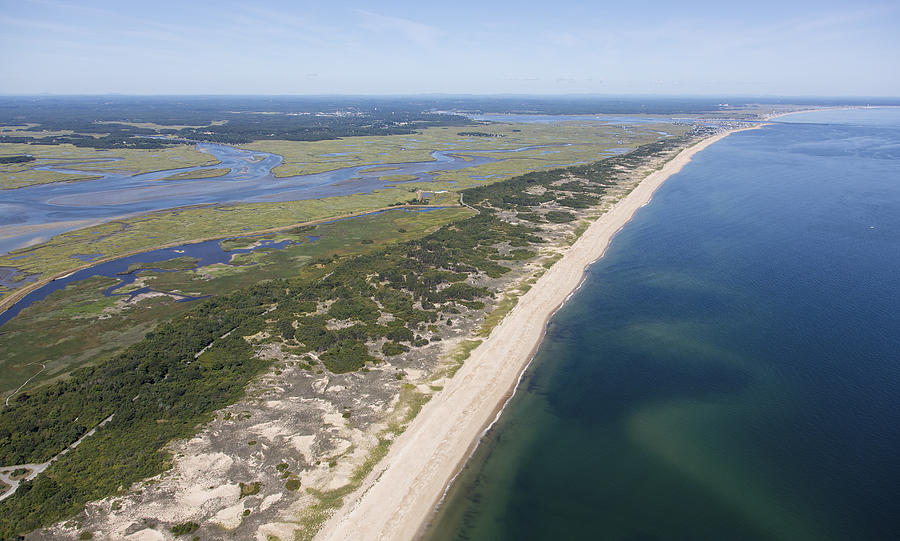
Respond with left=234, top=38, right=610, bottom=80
left=314, top=125, right=761, bottom=541
left=763, top=104, right=900, bottom=122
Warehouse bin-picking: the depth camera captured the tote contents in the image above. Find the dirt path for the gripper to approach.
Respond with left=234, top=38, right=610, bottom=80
left=0, top=414, right=114, bottom=502
left=4, top=362, right=46, bottom=406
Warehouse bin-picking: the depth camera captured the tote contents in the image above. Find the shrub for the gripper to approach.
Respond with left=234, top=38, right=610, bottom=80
left=321, top=341, right=377, bottom=373
left=381, top=342, right=409, bottom=356
left=285, top=479, right=301, bottom=491
left=171, top=522, right=200, bottom=536
left=239, top=481, right=260, bottom=498
left=545, top=210, right=576, bottom=223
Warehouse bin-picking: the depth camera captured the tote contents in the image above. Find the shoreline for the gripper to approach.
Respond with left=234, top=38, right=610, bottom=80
left=314, top=126, right=758, bottom=541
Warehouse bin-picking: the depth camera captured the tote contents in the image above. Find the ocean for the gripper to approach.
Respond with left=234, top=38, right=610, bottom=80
left=424, top=108, right=900, bottom=541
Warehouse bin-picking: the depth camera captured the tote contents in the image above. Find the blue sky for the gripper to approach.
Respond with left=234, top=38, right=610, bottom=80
left=1, top=0, right=897, bottom=96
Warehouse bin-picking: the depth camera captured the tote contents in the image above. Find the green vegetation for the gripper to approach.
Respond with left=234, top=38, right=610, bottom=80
left=0, top=134, right=691, bottom=537
left=0, top=143, right=220, bottom=189
left=0, top=208, right=471, bottom=398
left=158, top=167, right=231, bottom=181
left=0, top=276, right=200, bottom=398
left=478, top=294, right=520, bottom=337
left=285, top=479, right=301, bottom=491
left=320, top=342, right=376, bottom=373
left=0, top=155, right=35, bottom=164
left=0, top=189, right=451, bottom=288
left=381, top=342, right=409, bottom=356
left=0, top=96, right=470, bottom=149
left=0, top=169, right=101, bottom=190
left=379, top=174, right=418, bottom=182
left=125, top=256, right=200, bottom=273
left=239, top=481, right=261, bottom=498
left=242, top=122, right=683, bottom=183
left=545, top=210, right=576, bottom=223
left=0, top=119, right=683, bottom=294
left=0, top=295, right=269, bottom=536
left=171, top=522, right=200, bottom=536
left=453, top=340, right=483, bottom=364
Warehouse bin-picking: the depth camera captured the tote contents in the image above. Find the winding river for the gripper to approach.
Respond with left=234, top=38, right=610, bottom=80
left=0, top=141, right=569, bottom=256
left=0, top=207, right=446, bottom=329
left=0, top=132, right=581, bottom=329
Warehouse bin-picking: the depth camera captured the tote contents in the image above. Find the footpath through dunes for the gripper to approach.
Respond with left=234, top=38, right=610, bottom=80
left=314, top=128, right=751, bottom=541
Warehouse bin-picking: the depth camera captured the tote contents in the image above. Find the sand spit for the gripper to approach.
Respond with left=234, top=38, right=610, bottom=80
left=315, top=128, right=754, bottom=541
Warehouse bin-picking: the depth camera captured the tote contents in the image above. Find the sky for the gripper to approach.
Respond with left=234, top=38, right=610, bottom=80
left=0, top=0, right=898, bottom=96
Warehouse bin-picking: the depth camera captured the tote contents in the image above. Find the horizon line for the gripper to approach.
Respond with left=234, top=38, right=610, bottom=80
left=1, top=92, right=899, bottom=100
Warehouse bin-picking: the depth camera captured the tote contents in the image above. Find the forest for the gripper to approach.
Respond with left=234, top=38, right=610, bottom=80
left=0, top=94, right=822, bottom=149
left=0, top=155, right=35, bottom=164
left=0, top=96, right=471, bottom=148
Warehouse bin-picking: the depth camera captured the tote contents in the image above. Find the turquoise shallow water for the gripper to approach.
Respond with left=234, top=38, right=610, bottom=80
left=425, top=109, right=900, bottom=541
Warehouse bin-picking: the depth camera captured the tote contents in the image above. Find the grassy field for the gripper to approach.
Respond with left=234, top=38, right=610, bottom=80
left=0, top=186, right=435, bottom=287
left=0, top=275, right=198, bottom=398
left=0, top=207, right=472, bottom=399
left=0, top=169, right=102, bottom=189
left=158, top=167, right=231, bottom=181
left=0, top=124, right=84, bottom=138
left=241, top=122, right=687, bottom=179
left=430, top=122, right=686, bottom=187
left=0, top=143, right=221, bottom=189
left=93, top=120, right=227, bottom=131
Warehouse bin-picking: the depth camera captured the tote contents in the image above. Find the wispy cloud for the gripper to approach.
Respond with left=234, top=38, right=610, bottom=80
left=355, top=10, right=442, bottom=47
left=0, top=14, right=88, bottom=35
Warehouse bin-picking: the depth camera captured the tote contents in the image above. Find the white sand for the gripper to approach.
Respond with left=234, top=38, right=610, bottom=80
left=314, top=129, right=751, bottom=541
left=315, top=130, right=752, bottom=540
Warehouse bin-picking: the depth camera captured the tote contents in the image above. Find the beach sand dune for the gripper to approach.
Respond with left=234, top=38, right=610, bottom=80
left=315, top=129, right=747, bottom=541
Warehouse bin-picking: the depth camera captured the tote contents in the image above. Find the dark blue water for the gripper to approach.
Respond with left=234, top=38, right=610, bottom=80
left=426, top=108, right=900, bottom=541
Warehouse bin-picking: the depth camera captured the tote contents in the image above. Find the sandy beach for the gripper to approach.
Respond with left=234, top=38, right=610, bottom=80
left=314, top=128, right=752, bottom=541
